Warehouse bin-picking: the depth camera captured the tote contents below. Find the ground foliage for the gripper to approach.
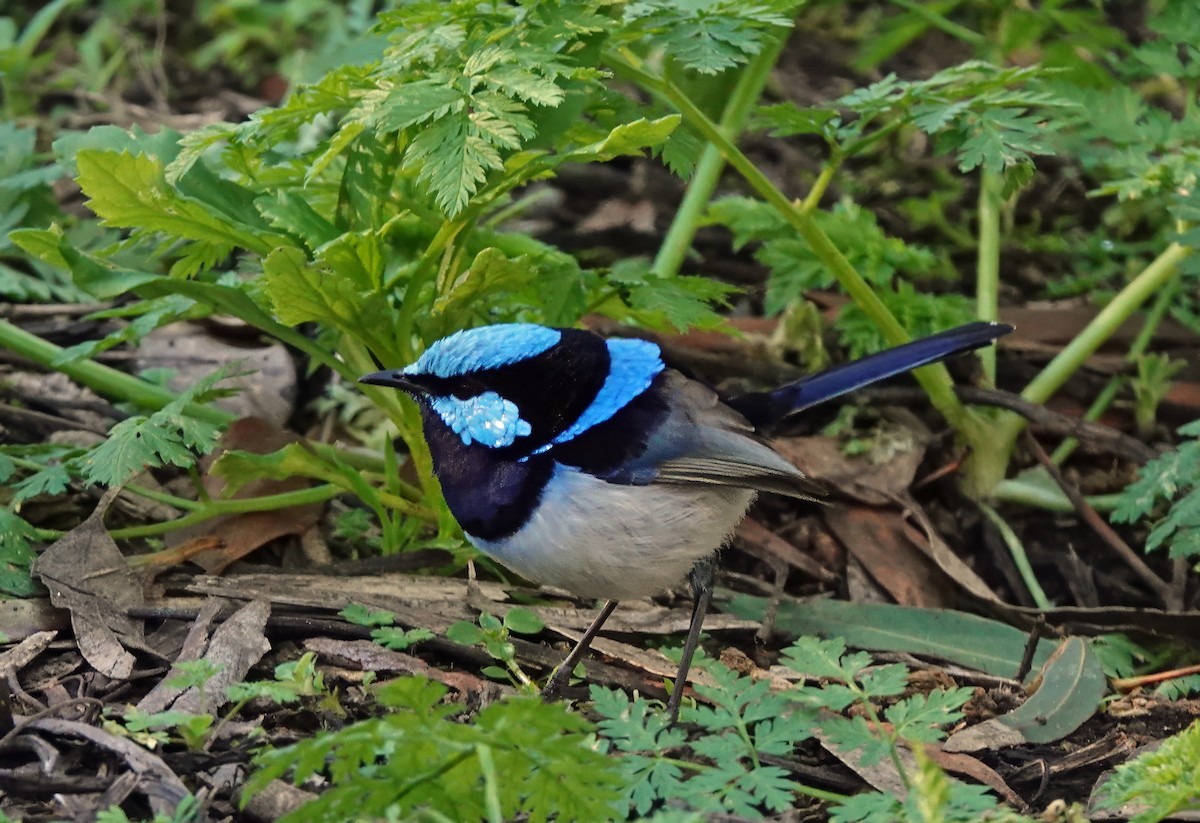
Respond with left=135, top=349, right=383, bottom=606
left=0, top=0, right=1199, bottom=820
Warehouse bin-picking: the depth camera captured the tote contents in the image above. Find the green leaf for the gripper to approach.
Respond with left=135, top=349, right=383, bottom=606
left=753, top=102, right=840, bottom=140
left=245, top=678, right=623, bottom=822
left=372, top=626, right=435, bottom=651
left=944, top=637, right=1106, bottom=751
left=75, top=151, right=281, bottom=255
left=884, top=687, right=973, bottom=743
left=432, top=248, right=537, bottom=329
left=51, top=295, right=197, bottom=366
left=261, top=246, right=397, bottom=359
left=621, top=0, right=796, bottom=75
left=446, top=620, right=483, bottom=646
left=502, top=607, right=545, bottom=635
left=1112, top=420, right=1200, bottom=559
left=257, top=191, right=341, bottom=249
left=404, top=108, right=504, bottom=217
left=9, top=226, right=160, bottom=299
left=0, top=510, right=40, bottom=597
left=340, top=603, right=395, bottom=628
left=210, top=443, right=343, bottom=497
left=603, top=258, right=735, bottom=332
left=1097, top=720, right=1200, bottom=823
left=726, top=594, right=1058, bottom=678
left=78, top=367, right=234, bottom=487
left=564, top=116, right=681, bottom=163
left=376, top=79, right=465, bottom=131
left=12, top=463, right=71, bottom=503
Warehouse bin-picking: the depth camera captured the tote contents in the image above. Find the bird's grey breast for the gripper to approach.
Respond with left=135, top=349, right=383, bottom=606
left=469, top=465, right=755, bottom=599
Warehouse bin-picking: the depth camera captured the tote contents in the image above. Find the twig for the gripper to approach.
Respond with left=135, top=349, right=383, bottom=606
left=865, top=385, right=1158, bottom=464
left=1023, top=431, right=1177, bottom=609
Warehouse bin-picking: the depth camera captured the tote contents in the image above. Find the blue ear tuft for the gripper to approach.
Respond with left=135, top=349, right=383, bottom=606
left=540, top=337, right=664, bottom=449
left=431, top=391, right=533, bottom=448
left=406, top=324, right=562, bottom=377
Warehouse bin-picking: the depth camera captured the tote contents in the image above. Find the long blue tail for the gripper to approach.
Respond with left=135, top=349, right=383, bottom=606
left=727, top=321, right=1013, bottom=427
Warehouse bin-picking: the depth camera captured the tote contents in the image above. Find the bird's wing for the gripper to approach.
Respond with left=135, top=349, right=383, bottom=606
left=637, top=372, right=824, bottom=500
left=652, top=454, right=823, bottom=500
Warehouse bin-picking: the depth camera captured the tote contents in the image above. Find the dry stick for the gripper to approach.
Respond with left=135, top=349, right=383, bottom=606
left=1112, top=661, right=1200, bottom=692
left=0, top=697, right=105, bottom=751
left=1014, top=614, right=1046, bottom=683
left=1023, top=431, right=1177, bottom=610
left=866, top=385, right=1158, bottom=464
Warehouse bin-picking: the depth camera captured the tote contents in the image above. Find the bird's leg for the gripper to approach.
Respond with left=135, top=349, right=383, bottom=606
left=665, top=556, right=715, bottom=725
left=541, top=599, right=619, bottom=701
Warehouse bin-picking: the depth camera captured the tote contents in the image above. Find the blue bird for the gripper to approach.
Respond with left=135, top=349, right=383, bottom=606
left=361, top=320, right=1011, bottom=720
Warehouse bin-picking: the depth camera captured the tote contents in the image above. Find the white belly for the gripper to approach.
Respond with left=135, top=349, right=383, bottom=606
left=470, top=466, right=755, bottom=599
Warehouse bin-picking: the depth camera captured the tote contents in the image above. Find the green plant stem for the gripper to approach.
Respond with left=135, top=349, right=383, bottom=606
left=120, top=481, right=204, bottom=512
left=975, top=169, right=1002, bottom=385
left=653, top=32, right=788, bottom=278
left=992, top=478, right=1121, bottom=512
left=661, top=754, right=849, bottom=803
left=607, top=49, right=976, bottom=439
left=1047, top=381, right=1123, bottom=465
left=342, top=335, right=451, bottom=531
left=978, top=501, right=1052, bottom=609
left=1049, top=275, right=1179, bottom=464
left=801, top=163, right=838, bottom=214
left=0, top=318, right=232, bottom=425
left=855, top=687, right=911, bottom=792
left=390, top=210, right=477, bottom=358
left=114, top=483, right=342, bottom=542
left=993, top=241, right=1192, bottom=451
left=393, top=749, right=476, bottom=805
left=887, top=0, right=984, bottom=46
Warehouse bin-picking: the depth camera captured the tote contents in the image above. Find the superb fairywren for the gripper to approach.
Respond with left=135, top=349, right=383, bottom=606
left=361, top=320, right=1011, bottom=719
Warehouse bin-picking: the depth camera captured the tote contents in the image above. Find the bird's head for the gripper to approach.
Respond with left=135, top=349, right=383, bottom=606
left=360, top=323, right=664, bottom=456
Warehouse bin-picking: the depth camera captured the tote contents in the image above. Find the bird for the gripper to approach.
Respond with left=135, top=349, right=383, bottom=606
left=360, top=320, right=1012, bottom=721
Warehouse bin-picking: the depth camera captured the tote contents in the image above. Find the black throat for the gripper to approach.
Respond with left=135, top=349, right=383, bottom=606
left=421, top=409, right=555, bottom=540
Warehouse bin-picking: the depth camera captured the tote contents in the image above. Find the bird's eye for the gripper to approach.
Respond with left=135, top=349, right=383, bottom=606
left=449, top=377, right=482, bottom=397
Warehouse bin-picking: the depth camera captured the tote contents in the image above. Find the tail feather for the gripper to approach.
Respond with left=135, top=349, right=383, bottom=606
left=727, top=321, right=1013, bottom=427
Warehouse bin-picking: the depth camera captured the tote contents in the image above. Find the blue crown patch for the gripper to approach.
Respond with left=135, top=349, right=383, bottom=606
left=406, top=324, right=562, bottom=378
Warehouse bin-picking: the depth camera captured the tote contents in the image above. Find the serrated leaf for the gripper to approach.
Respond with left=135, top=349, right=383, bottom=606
left=257, top=191, right=341, bottom=249
left=565, top=115, right=681, bottom=163
left=79, top=368, right=233, bottom=487
left=9, top=227, right=160, bottom=299
left=1096, top=720, right=1200, bottom=822
left=0, top=510, right=39, bottom=597
left=604, top=258, right=736, bottom=331
left=622, top=0, right=796, bottom=75
left=754, top=102, right=840, bottom=138
left=657, top=124, right=705, bottom=178
left=340, top=603, right=394, bottom=628
left=432, top=248, right=537, bottom=327
left=261, top=246, right=396, bottom=358
left=884, top=687, right=973, bottom=743
left=376, top=79, right=465, bottom=132
left=76, top=151, right=281, bottom=254
left=405, top=109, right=500, bottom=217
left=12, top=463, right=71, bottom=503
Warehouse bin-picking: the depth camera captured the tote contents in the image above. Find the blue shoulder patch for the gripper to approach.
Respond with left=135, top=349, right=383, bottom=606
left=430, top=391, right=533, bottom=448
left=544, top=337, right=663, bottom=448
left=406, top=324, right=562, bottom=378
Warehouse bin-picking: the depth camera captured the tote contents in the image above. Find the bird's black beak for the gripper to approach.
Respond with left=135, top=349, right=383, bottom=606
left=358, top=370, right=426, bottom=395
